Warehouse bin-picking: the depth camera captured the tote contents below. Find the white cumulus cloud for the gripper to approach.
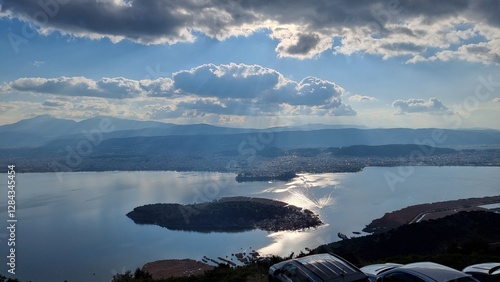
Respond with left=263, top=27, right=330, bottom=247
left=0, top=63, right=356, bottom=118
left=348, top=95, right=377, bottom=102
left=392, top=97, right=450, bottom=115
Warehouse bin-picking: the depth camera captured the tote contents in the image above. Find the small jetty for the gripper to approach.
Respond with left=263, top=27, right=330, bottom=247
left=338, top=232, right=350, bottom=240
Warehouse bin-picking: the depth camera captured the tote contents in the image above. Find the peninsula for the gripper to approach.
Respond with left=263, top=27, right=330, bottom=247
left=363, top=195, right=500, bottom=234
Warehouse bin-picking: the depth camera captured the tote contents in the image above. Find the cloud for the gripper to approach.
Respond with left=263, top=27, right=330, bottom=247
left=0, top=63, right=356, bottom=118
left=281, top=76, right=346, bottom=107
left=175, top=63, right=350, bottom=109
left=40, top=97, right=146, bottom=120
left=173, top=63, right=283, bottom=99
left=271, top=29, right=333, bottom=59
left=348, top=95, right=377, bottom=102
left=42, top=100, right=67, bottom=108
left=329, top=104, right=357, bottom=116
left=1, top=77, right=174, bottom=98
left=33, top=60, right=45, bottom=67
left=2, top=0, right=500, bottom=63
left=173, top=63, right=355, bottom=116
left=408, top=40, right=500, bottom=65
left=392, top=98, right=450, bottom=115
left=40, top=99, right=75, bottom=111
left=493, top=97, right=500, bottom=103
left=146, top=105, right=181, bottom=120
left=140, top=78, right=176, bottom=97
left=0, top=101, right=38, bottom=113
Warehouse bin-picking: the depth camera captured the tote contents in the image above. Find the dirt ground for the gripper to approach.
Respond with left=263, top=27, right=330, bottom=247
left=142, top=259, right=215, bottom=279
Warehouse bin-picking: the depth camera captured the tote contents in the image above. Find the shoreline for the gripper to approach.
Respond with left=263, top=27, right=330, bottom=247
left=138, top=196, right=500, bottom=279
left=363, top=195, right=500, bottom=234
left=127, top=196, right=323, bottom=233
left=3, top=144, right=500, bottom=176
left=6, top=164, right=500, bottom=175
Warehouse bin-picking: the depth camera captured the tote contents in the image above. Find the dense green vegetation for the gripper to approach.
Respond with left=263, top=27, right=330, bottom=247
left=313, top=210, right=500, bottom=269
left=126, top=197, right=322, bottom=232
left=0, top=276, right=19, bottom=282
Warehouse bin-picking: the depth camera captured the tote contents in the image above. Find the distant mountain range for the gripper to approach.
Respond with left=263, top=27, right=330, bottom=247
left=1, top=115, right=499, bottom=173
left=1, top=115, right=500, bottom=150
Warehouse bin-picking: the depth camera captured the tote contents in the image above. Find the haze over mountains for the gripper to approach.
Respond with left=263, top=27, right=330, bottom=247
left=1, top=115, right=499, bottom=176
left=1, top=115, right=500, bottom=150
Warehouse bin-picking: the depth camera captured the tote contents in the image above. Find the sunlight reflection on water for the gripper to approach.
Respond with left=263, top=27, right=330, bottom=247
left=1, top=167, right=499, bottom=282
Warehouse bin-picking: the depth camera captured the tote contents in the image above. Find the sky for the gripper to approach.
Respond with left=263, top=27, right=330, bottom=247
left=0, top=0, right=499, bottom=129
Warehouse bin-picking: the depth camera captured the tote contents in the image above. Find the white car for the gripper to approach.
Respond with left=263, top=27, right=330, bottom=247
left=373, top=262, right=478, bottom=282
left=269, top=253, right=369, bottom=282
left=463, top=263, right=500, bottom=282
left=361, top=263, right=403, bottom=282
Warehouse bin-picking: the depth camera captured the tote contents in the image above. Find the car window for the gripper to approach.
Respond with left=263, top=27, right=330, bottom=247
left=383, top=272, right=426, bottom=282
left=282, top=264, right=312, bottom=282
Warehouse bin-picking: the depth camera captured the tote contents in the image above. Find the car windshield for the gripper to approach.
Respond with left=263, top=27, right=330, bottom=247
left=352, top=277, right=370, bottom=282
left=447, top=277, right=481, bottom=282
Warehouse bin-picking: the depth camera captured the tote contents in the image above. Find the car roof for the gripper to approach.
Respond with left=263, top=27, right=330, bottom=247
left=361, top=263, right=404, bottom=276
left=463, top=263, right=500, bottom=276
left=293, top=254, right=367, bottom=282
left=397, top=262, right=470, bottom=281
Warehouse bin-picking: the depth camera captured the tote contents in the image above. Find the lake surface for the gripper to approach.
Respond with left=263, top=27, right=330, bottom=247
left=0, top=167, right=499, bottom=282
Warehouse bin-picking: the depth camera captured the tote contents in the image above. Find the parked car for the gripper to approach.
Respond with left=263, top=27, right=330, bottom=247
left=375, top=262, right=478, bottom=282
left=361, top=263, right=403, bottom=282
left=463, top=263, right=500, bottom=282
left=268, top=253, right=369, bottom=282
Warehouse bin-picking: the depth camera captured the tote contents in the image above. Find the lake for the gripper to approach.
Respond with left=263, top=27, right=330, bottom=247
left=1, top=166, right=499, bottom=282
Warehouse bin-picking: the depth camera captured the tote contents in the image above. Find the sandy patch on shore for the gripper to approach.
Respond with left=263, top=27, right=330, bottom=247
left=143, top=259, right=215, bottom=279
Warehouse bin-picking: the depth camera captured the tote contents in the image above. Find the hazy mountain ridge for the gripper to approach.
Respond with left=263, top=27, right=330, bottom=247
left=1, top=115, right=500, bottom=174
left=1, top=115, right=500, bottom=149
left=0, top=115, right=256, bottom=148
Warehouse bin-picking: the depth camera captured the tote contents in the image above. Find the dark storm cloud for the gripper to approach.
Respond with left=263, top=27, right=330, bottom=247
left=279, top=33, right=321, bottom=55
left=1, top=0, right=499, bottom=62
left=1, top=0, right=193, bottom=43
